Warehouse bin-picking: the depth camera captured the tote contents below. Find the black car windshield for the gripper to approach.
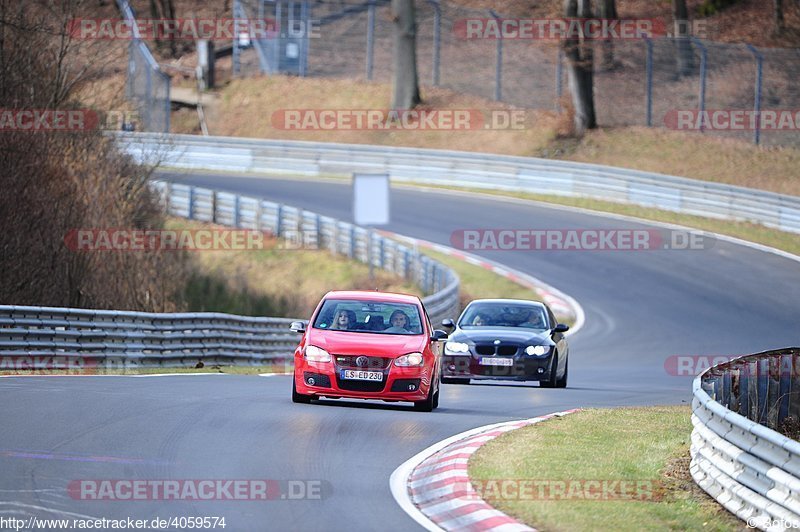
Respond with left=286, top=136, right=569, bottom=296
left=459, top=302, right=548, bottom=330
left=313, top=299, right=424, bottom=335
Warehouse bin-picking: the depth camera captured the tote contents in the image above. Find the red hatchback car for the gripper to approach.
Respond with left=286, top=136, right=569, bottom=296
left=290, top=291, right=448, bottom=411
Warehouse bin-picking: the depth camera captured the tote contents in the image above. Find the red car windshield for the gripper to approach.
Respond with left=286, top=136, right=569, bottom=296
left=313, top=299, right=424, bottom=335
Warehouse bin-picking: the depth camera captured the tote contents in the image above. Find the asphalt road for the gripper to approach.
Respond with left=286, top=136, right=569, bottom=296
left=1, top=171, right=798, bottom=531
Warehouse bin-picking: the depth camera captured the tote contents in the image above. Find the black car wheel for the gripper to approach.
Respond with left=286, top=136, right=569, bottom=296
left=539, top=353, right=559, bottom=388
left=292, top=379, right=313, bottom=404
left=555, top=357, right=568, bottom=388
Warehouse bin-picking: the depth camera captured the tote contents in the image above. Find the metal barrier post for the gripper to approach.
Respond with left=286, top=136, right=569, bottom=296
left=746, top=44, right=764, bottom=146
left=366, top=0, right=375, bottom=80
left=555, top=48, right=563, bottom=110
left=693, top=38, right=708, bottom=133
left=234, top=195, right=241, bottom=228
left=645, top=38, right=653, bottom=127
left=428, top=0, right=441, bottom=86
left=491, top=10, right=503, bottom=101
left=188, top=187, right=195, bottom=219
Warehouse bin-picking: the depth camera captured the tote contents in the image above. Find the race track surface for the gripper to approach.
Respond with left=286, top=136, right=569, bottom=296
left=2, top=171, right=798, bottom=531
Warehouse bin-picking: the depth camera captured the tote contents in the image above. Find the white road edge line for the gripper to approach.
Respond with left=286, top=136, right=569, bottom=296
left=390, top=410, right=578, bottom=532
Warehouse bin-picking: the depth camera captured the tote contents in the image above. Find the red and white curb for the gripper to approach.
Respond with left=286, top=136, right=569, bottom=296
left=378, top=231, right=584, bottom=337
left=390, top=409, right=579, bottom=531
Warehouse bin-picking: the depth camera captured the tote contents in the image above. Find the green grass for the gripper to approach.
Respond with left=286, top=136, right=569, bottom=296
left=469, top=406, right=744, bottom=531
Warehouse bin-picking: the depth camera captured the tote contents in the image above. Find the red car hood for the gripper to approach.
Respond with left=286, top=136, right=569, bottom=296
left=307, top=330, right=427, bottom=356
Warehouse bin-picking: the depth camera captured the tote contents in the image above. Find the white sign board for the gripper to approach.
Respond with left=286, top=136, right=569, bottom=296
left=353, top=173, right=390, bottom=226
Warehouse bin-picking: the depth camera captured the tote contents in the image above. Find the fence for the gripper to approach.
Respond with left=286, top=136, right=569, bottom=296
left=232, top=1, right=800, bottom=147
left=116, top=0, right=171, bottom=133
left=0, top=305, right=297, bottom=368
left=151, top=180, right=461, bottom=325
left=116, top=133, right=800, bottom=235
left=691, top=348, right=800, bottom=529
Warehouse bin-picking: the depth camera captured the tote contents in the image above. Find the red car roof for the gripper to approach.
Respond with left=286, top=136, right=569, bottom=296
left=322, top=290, right=421, bottom=305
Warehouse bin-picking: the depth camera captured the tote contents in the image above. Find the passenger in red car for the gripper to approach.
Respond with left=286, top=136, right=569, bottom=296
left=385, top=310, right=411, bottom=333
left=331, top=309, right=356, bottom=330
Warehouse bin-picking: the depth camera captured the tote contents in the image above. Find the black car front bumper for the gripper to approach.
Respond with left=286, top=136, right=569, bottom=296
left=441, top=353, right=553, bottom=381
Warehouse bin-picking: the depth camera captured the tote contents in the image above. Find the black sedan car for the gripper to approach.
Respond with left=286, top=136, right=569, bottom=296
left=440, top=299, right=569, bottom=387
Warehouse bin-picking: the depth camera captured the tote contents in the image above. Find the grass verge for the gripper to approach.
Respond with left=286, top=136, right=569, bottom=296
left=468, top=406, right=745, bottom=531
left=168, top=218, right=421, bottom=318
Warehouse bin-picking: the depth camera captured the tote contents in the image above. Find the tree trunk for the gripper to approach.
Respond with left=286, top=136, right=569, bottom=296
left=391, top=0, right=421, bottom=110
left=598, top=0, right=617, bottom=70
left=562, top=0, right=596, bottom=135
left=775, top=0, right=785, bottom=32
left=150, top=0, right=178, bottom=58
left=672, top=0, right=694, bottom=77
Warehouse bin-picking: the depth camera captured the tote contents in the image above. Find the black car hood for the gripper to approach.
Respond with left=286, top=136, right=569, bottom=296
left=450, top=328, right=553, bottom=346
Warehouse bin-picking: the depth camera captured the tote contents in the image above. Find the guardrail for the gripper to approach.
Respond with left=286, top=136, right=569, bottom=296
left=152, top=181, right=460, bottom=325
left=0, top=305, right=297, bottom=368
left=691, top=349, right=800, bottom=530
left=118, top=133, right=800, bottom=234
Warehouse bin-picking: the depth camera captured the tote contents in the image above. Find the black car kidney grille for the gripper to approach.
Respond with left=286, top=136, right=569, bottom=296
left=334, top=355, right=392, bottom=370
left=498, top=345, right=519, bottom=356
left=475, top=345, right=495, bottom=356
left=475, top=344, right=519, bottom=356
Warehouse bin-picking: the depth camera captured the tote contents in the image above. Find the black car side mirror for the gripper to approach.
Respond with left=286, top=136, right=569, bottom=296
left=290, top=321, right=307, bottom=334
left=431, top=329, right=449, bottom=341
left=553, top=323, right=570, bottom=334
left=441, top=319, right=455, bottom=329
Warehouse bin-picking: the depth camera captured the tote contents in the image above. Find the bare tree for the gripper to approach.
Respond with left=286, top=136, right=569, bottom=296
left=391, top=0, right=421, bottom=110
left=149, top=0, right=178, bottom=57
left=597, top=0, right=617, bottom=70
left=562, top=0, right=596, bottom=135
left=673, top=0, right=694, bottom=77
left=0, top=0, right=187, bottom=312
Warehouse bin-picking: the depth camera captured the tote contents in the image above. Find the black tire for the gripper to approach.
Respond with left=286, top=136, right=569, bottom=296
left=414, top=386, right=438, bottom=412
left=539, top=353, right=558, bottom=388
left=555, top=357, right=568, bottom=388
left=441, top=376, right=470, bottom=385
left=292, top=379, right=313, bottom=404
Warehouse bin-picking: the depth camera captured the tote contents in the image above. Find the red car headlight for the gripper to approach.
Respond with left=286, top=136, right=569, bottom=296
left=304, top=345, right=331, bottom=363
left=395, top=352, right=424, bottom=367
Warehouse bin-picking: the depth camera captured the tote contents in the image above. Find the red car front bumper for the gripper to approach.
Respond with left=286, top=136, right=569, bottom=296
left=293, top=357, right=434, bottom=402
